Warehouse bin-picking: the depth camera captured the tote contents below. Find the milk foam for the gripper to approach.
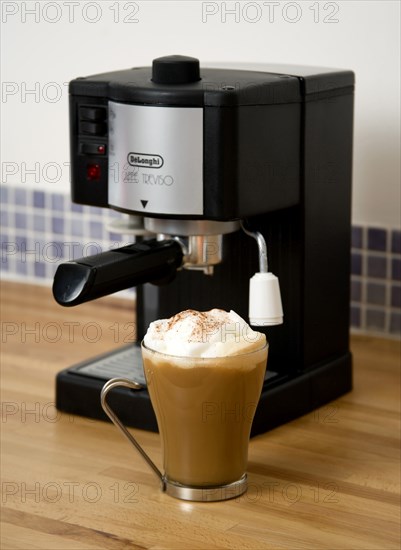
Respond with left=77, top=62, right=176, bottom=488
left=143, top=309, right=266, bottom=358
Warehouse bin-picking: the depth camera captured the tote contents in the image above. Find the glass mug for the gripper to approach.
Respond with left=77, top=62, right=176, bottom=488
left=100, top=341, right=268, bottom=502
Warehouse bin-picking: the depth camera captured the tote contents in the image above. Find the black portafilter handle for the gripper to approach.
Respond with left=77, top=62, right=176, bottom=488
left=52, top=239, right=183, bottom=307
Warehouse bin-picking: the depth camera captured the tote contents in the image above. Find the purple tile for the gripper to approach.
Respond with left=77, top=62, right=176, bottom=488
left=66, top=242, right=81, bottom=260
left=108, top=232, right=122, bottom=242
left=366, top=309, right=386, bottom=331
left=367, top=282, right=386, bottom=306
left=51, top=194, right=65, bottom=211
left=350, top=305, right=361, bottom=328
left=2, top=238, right=16, bottom=263
left=42, top=242, right=63, bottom=263
left=0, top=258, right=8, bottom=271
left=390, top=312, right=401, bottom=336
left=351, top=252, right=362, bottom=275
left=16, top=260, right=28, bottom=275
left=34, top=262, right=46, bottom=278
left=351, top=253, right=362, bottom=276
left=54, top=241, right=66, bottom=260
left=391, top=230, right=401, bottom=254
left=367, top=255, right=387, bottom=279
left=33, top=214, right=46, bottom=232
left=55, top=241, right=66, bottom=261
left=68, top=242, right=81, bottom=260
left=351, top=226, right=363, bottom=249
left=109, top=209, right=122, bottom=219
left=19, top=238, right=36, bottom=260
left=14, top=188, right=27, bottom=206
left=89, top=221, right=103, bottom=240
left=36, top=239, right=48, bottom=257
left=367, top=228, right=387, bottom=252
left=15, top=213, right=27, bottom=230
left=0, top=186, right=8, bottom=204
left=15, top=235, right=27, bottom=249
left=52, top=217, right=64, bottom=234
left=71, top=219, right=84, bottom=237
left=71, top=202, right=83, bottom=213
left=392, top=258, right=401, bottom=281
left=33, top=191, right=45, bottom=208
left=90, top=207, right=103, bottom=217
left=391, top=285, right=401, bottom=308
left=0, top=210, right=8, bottom=227
left=351, top=279, right=362, bottom=302
left=40, top=240, right=58, bottom=265
left=0, top=232, right=9, bottom=246
left=1, top=234, right=9, bottom=256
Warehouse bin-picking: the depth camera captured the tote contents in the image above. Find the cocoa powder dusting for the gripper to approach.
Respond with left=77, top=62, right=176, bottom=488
left=165, top=309, right=226, bottom=343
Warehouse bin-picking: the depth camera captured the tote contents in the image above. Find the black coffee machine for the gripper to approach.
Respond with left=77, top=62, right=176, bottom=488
left=53, top=56, right=354, bottom=435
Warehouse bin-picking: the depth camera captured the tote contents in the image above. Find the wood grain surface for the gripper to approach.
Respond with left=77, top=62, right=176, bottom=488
left=1, top=281, right=400, bottom=549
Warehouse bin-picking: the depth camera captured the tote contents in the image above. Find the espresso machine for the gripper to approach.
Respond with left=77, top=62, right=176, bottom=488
left=53, top=55, right=354, bottom=435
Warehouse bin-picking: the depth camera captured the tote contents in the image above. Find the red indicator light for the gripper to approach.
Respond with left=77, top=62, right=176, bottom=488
left=87, top=164, right=101, bottom=181
left=98, top=145, right=105, bottom=154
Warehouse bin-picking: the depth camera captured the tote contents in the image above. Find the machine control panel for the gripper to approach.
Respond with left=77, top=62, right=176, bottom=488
left=70, top=98, right=109, bottom=207
left=69, top=59, right=353, bottom=216
left=108, top=101, right=203, bottom=216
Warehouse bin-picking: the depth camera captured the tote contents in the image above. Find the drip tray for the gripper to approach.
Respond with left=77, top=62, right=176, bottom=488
left=74, top=345, right=147, bottom=385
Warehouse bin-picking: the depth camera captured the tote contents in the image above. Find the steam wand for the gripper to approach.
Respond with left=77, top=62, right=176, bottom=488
left=240, top=221, right=268, bottom=273
left=240, top=221, right=283, bottom=327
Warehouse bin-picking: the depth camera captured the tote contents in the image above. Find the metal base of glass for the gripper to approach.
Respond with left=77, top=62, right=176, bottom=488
left=163, top=474, right=247, bottom=502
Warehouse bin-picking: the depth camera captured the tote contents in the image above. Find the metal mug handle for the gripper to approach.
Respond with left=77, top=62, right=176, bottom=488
left=100, top=378, right=165, bottom=489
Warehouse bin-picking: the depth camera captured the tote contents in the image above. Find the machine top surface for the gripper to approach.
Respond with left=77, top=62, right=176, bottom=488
left=69, top=56, right=354, bottom=107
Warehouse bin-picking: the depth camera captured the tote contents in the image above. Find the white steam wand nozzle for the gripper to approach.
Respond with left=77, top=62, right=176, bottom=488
left=240, top=222, right=283, bottom=327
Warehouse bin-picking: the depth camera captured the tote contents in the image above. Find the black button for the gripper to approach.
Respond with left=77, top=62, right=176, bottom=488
left=80, top=107, right=107, bottom=122
left=80, top=121, right=107, bottom=136
left=79, top=143, right=106, bottom=155
left=152, top=55, right=200, bottom=85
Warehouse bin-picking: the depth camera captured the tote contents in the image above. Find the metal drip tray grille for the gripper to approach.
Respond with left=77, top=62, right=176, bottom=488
left=73, top=345, right=277, bottom=387
left=74, top=345, right=147, bottom=386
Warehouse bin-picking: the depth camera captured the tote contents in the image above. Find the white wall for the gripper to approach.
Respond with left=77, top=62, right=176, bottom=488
left=1, top=0, right=400, bottom=227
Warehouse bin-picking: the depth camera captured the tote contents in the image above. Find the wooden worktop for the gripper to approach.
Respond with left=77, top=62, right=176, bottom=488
left=1, top=281, right=400, bottom=549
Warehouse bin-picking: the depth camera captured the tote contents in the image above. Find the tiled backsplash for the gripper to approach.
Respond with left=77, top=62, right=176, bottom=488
left=0, top=185, right=127, bottom=288
left=351, top=226, right=400, bottom=337
left=1, top=184, right=400, bottom=338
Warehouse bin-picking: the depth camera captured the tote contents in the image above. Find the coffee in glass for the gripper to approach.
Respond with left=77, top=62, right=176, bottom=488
left=101, top=309, right=268, bottom=501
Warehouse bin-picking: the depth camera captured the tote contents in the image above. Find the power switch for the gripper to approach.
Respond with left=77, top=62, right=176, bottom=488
left=80, top=143, right=106, bottom=155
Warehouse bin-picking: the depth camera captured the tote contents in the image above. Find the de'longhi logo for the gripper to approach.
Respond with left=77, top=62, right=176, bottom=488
left=127, top=152, right=164, bottom=169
